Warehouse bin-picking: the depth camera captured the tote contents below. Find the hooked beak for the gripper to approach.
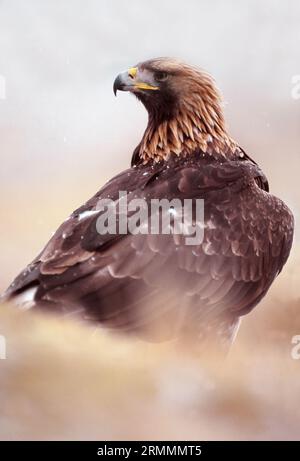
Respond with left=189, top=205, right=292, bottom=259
left=113, top=67, right=159, bottom=96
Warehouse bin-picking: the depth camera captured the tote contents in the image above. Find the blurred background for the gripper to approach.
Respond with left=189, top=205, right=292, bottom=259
left=0, top=0, right=300, bottom=440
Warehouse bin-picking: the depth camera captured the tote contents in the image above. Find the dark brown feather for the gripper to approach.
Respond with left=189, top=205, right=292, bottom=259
left=4, top=151, right=294, bottom=343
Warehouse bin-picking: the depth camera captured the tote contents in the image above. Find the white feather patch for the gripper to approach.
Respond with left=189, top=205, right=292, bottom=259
left=14, top=286, right=38, bottom=310
left=78, top=210, right=99, bottom=221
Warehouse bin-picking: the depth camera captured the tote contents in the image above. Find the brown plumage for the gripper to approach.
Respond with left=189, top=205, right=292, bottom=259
left=3, top=58, right=294, bottom=349
left=129, top=58, right=237, bottom=163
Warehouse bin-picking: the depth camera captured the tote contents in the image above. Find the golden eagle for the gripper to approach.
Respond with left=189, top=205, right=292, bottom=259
left=3, top=58, right=294, bottom=348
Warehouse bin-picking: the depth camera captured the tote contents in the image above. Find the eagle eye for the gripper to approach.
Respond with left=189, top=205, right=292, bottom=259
left=154, top=71, right=168, bottom=82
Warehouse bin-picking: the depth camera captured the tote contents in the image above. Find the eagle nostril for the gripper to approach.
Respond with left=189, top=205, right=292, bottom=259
left=128, top=67, right=138, bottom=79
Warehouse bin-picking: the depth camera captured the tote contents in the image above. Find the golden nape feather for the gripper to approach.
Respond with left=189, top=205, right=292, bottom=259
left=131, top=58, right=237, bottom=163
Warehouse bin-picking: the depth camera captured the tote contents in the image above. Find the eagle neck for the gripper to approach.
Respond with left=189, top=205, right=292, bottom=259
left=136, top=102, right=238, bottom=164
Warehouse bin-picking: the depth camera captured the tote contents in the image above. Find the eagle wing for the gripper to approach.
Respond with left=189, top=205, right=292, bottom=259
left=4, top=155, right=294, bottom=337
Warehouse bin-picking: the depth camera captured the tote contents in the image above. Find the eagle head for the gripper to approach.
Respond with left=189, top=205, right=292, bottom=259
left=113, top=58, right=235, bottom=163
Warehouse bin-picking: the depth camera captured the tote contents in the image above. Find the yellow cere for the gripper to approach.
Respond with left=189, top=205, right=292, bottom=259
left=128, top=67, right=138, bottom=78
